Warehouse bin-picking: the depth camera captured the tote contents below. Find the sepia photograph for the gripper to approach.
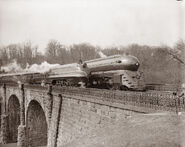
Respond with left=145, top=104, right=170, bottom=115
left=0, top=0, right=185, bottom=147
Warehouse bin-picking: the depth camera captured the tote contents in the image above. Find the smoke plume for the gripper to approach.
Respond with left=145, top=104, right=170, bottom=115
left=98, top=51, right=107, bottom=58
left=1, top=60, right=60, bottom=73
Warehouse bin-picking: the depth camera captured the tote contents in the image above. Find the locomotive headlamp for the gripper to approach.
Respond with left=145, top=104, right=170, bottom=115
left=136, top=62, right=139, bottom=66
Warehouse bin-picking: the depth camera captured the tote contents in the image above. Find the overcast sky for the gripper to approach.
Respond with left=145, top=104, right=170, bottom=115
left=0, top=0, right=185, bottom=52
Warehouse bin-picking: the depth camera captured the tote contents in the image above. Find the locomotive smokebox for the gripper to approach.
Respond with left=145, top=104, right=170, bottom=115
left=84, top=54, right=140, bottom=73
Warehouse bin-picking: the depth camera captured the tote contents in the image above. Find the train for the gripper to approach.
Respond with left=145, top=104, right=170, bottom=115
left=0, top=54, right=145, bottom=91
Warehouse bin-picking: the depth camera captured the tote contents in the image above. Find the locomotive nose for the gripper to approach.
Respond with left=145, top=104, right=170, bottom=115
left=125, top=55, right=140, bottom=71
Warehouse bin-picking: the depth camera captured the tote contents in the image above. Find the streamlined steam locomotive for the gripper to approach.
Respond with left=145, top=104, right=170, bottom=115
left=0, top=54, right=145, bottom=91
left=82, top=54, right=144, bottom=90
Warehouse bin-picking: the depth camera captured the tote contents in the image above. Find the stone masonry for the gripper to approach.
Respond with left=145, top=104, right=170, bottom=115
left=0, top=83, right=179, bottom=147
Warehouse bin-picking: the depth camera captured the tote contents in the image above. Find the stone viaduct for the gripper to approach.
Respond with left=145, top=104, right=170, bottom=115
left=0, top=83, right=183, bottom=147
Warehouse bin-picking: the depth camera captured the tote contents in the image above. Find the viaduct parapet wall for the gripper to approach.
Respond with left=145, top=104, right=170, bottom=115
left=0, top=83, right=183, bottom=147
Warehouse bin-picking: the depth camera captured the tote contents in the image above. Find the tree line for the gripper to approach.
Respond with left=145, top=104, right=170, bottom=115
left=0, top=39, right=185, bottom=85
left=0, top=40, right=100, bottom=67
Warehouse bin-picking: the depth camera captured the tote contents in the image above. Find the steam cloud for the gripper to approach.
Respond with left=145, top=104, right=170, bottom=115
left=1, top=60, right=60, bottom=73
left=25, top=61, right=60, bottom=73
left=1, top=60, right=24, bottom=73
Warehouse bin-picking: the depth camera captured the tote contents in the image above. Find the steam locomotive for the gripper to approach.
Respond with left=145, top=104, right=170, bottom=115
left=0, top=54, right=145, bottom=91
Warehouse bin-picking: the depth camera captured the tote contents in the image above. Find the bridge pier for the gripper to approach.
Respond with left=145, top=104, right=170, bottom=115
left=3, top=84, right=7, bottom=114
left=17, top=84, right=26, bottom=147
left=47, top=94, right=63, bottom=147
left=1, top=84, right=8, bottom=144
left=1, top=114, right=8, bottom=144
left=46, top=85, right=53, bottom=147
left=46, top=85, right=53, bottom=122
left=17, top=125, right=26, bottom=147
left=19, top=84, right=25, bottom=125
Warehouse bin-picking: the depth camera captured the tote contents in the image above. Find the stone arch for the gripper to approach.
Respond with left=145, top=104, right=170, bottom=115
left=26, top=100, right=48, bottom=147
left=25, top=94, right=50, bottom=125
left=7, top=95, right=20, bottom=143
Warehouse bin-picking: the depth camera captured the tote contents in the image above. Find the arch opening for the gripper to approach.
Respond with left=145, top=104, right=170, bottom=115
left=7, top=95, right=20, bottom=143
left=26, top=100, right=47, bottom=147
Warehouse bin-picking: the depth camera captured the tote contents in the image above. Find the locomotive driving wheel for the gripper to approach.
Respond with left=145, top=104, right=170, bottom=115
left=120, top=85, right=129, bottom=91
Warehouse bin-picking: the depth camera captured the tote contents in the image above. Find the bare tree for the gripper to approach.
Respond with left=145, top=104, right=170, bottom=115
left=70, top=43, right=99, bottom=62
left=45, top=40, right=61, bottom=63
left=167, top=40, right=185, bottom=65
